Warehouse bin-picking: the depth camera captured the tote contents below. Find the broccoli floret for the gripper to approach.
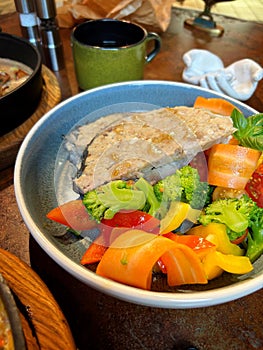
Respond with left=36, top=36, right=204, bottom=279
left=153, top=165, right=211, bottom=209
left=198, top=195, right=258, bottom=240
left=178, top=166, right=211, bottom=208
left=134, top=177, right=160, bottom=217
left=153, top=173, right=182, bottom=202
left=246, top=206, right=263, bottom=262
left=82, top=180, right=146, bottom=222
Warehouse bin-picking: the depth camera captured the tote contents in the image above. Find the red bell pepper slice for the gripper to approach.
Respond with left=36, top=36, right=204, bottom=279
left=100, top=210, right=160, bottom=233
left=81, top=211, right=160, bottom=265
left=46, top=199, right=98, bottom=231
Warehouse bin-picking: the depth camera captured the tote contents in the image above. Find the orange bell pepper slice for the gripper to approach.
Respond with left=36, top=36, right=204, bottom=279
left=208, top=144, right=261, bottom=189
left=193, top=96, right=239, bottom=116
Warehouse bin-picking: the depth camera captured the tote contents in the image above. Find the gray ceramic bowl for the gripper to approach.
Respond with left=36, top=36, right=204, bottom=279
left=14, top=81, right=263, bottom=309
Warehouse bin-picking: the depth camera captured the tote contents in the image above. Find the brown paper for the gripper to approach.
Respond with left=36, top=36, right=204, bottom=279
left=56, top=0, right=174, bottom=32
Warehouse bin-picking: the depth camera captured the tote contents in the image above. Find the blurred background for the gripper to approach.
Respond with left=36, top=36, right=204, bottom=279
left=1, top=0, right=262, bottom=23
left=173, top=0, right=263, bottom=22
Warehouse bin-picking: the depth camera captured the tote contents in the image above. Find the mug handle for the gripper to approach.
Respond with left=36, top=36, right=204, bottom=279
left=145, top=32, right=161, bottom=63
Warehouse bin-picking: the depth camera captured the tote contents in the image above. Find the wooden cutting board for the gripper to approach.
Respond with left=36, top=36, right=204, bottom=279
left=0, top=65, right=61, bottom=171
left=0, top=247, right=76, bottom=350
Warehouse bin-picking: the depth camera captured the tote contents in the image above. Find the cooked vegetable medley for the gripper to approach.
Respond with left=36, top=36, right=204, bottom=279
left=0, top=58, right=32, bottom=97
left=47, top=97, right=263, bottom=291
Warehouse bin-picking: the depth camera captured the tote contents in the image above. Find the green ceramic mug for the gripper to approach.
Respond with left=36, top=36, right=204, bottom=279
left=71, top=18, right=161, bottom=90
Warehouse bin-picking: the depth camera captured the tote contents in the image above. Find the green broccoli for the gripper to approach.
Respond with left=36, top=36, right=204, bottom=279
left=246, top=206, right=263, bottom=262
left=82, top=180, right=146, bottom=222
left=134, top=177, right=160, bottom=217
left=153, top=165, right=211, bottom=209
left=178, top=166, right=211, bottom=208
left=153, top=173, right=182, bottom=202
left=198, top=195, right=258, bottom=240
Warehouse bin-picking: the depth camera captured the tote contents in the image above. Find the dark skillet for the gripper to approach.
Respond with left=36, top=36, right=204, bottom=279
left=0, top=32, right=43, bottom=136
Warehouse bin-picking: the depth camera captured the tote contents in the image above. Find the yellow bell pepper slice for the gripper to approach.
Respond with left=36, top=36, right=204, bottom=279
left=186, top=207, right=202, bottom=223
left=188, top=222, right=244, bottom=256
left=203, top=251, right=253, bottom=280
left=160, top=201, right=190, bottom=234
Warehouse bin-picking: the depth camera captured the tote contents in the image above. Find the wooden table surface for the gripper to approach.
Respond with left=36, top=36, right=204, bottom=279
left=0, top=7, right=263, bottom=350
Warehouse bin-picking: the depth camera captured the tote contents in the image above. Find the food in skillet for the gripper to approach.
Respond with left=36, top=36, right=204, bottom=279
left=47, top=96, right=263, bottom=290
left=0, top=58, right=32, bottom=97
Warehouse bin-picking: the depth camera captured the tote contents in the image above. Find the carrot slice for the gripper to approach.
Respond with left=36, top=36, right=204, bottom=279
left=96, top=230, right=175, bottom=289
left=194, top=96, right=239, bottom=116
left=96, top=230, right=208, bottom=289
left=160, top=243, right=208, bottom=286
left=208, top=144, right=261, bottom=189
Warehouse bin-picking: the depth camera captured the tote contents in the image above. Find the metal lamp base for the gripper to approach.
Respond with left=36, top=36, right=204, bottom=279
left=184, top=14, right=224, bottom=37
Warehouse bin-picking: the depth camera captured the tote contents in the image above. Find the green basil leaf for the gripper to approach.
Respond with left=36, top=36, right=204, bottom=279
left=231, top=109, right=248, bottom=138
left=231, top=110, right=263, bottom=151
left=238, top=137, right=263, bottom=151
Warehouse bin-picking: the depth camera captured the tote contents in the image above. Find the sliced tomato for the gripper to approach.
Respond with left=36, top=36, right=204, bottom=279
left=230, top=230, right=248, bottom=245
left=46, top=199, right=98, bottom=231
left=245, top=163, right=263, bottom=208
left=208, top=144, right=261, bottom=189
left=212, top=186, right=247, bottom=201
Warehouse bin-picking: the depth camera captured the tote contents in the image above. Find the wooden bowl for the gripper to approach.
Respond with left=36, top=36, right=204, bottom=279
left=0, top=273, right=26, bottom=349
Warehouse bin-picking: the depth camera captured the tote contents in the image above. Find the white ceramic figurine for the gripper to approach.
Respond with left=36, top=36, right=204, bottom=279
left=182, top=49, right=263, bottom=101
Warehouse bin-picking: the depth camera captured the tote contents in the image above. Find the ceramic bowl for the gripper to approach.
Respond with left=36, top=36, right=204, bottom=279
left=0, top=32, right=43, bottom=136
left=14, top=81, right=263, bottom=309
